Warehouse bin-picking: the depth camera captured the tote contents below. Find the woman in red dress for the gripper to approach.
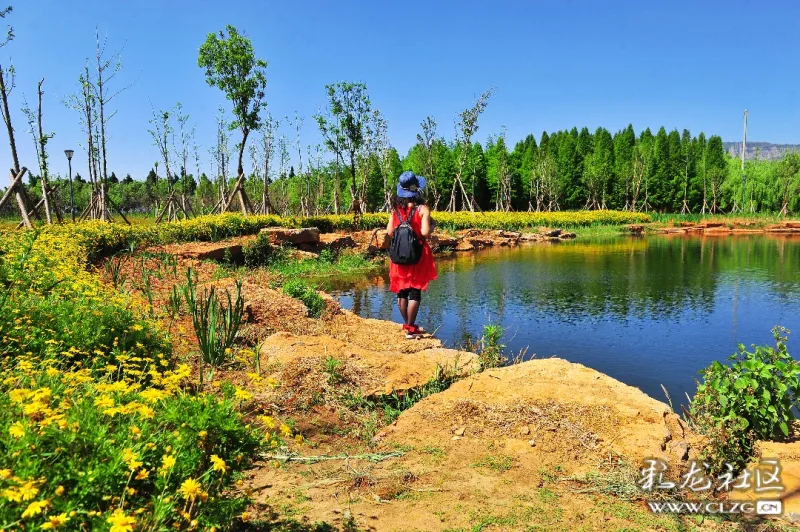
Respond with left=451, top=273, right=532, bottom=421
left=386, top=171, right=438, bottom=338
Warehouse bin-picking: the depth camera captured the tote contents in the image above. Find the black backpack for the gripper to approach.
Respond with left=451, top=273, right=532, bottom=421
left=389, top=206, right=422, bottom=265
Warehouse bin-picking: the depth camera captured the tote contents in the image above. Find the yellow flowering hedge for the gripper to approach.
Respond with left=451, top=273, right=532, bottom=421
left=0, top=231, right=278, bottom=530
left=4, top=210, right=649, bottom=262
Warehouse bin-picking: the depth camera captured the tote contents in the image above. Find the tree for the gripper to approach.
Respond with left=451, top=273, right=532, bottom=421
left=0, top=5, right=39, bottom=228
left=314, top=82, right=372, bottom=215
left=447, top=89, right=492, bottom=212
left=612, top=125, right=635, bottom=209
left=89, top=29, right=132, bottom=224
left=679, top=129, right=694, bottom=213
left=198, top=25, right=267, bottom=214
left=21, top=78, right=58, bottom=223
left=776, top=152, right=800, bottom=216
left=416, top=116, right=440, bottom=209
left=249, top=111, right=276, bottom=214
left=584, top=127, right=613, bottom=209
left=705, top=135, right=727, bottom=213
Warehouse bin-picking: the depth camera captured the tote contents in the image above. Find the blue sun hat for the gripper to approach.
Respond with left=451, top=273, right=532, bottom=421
left=397, top=171, right=427, bottom=198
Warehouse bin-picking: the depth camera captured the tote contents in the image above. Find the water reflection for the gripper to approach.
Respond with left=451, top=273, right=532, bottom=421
left=335, top=235, right=800, bottom=405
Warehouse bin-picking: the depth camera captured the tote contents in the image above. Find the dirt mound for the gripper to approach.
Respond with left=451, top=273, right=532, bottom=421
left=259, top=331, right=478, bottom=397
left=322, top=309, right=444, bottom=354
left=378, top=358, right=695, bottom=468
left=248, top=358, right=700, bottom=531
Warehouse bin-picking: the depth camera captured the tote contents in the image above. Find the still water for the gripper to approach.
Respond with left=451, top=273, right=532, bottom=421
left=333, top=235, right=800, bottom=406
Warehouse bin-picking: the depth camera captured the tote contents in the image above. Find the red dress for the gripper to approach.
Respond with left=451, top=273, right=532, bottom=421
left=389, top=206, right=438, bottom=293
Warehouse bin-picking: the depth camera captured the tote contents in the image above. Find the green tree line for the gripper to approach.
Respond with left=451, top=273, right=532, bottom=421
left=4, top=124, right=799, bottom=219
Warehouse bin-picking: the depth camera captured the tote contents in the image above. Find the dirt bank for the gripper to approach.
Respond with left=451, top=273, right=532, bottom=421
left=246, top=358, right=705, bottom=531
left=627, top=219, right=800, bottom=237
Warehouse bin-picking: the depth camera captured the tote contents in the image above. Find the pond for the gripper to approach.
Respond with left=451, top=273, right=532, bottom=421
left=332, top=234, right=800, bottom=407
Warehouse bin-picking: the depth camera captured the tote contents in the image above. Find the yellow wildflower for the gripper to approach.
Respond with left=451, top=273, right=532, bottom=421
left=107, top=509, right=136, bottom=532
left=135, top=469, right=149, bottom=481
left=9, top=389, right=30, bottom=403
left=19, top=481, right=39, bottom=501
left=0, top=469, right=11, bottom=479
left=234, top=388, right=252, bottom=401
left=121, top=448, right=143, bottom=471
left=210, top=455, right=228, bottom=474
left=280, top=423, right=292, bottom=437
left=198, top=430, right=207, bottom=439
left=21, top=499, right=48, bottom=518
left=259, top=415, right=276, bottom=429
left=94, top=395, right=114, bottom=409
left=2, top=488, right=22, bottom=502
left=54, top=485, right=65, bottom=496
left=9, top=421, right=25, bottom=439
left=40, top=512, right=69, bottom=529
left=179, top=478, right=205, bottom=501
left=159, top=454, right=176, bottom=476
left=295, top=434, right=304, bottom=445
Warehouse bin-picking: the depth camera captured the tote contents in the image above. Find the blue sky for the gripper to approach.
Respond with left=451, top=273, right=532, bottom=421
left=4, top=0, right=800, bottom=180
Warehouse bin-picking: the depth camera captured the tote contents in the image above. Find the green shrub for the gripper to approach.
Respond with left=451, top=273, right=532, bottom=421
left=282, top=279, right=326, bottom=318
left=478, top=324, right=506, bottom=369
left=690, top=326, right=799, bottom=471
left=242, top=233, right=274, bottom=267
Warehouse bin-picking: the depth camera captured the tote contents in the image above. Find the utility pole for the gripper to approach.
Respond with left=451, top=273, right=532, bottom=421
left=741, top=109, right=748, bottom=212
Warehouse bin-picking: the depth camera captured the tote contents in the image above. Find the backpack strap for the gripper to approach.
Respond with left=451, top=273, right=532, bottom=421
left=395, top=206, right=412, bottom=225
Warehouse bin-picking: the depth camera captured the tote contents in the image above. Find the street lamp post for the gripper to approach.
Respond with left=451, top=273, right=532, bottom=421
left=64, top=149, right=75, bottom=222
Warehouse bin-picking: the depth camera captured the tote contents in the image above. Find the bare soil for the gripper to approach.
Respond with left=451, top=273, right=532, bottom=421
left=97, top=230, right=797, bottom=531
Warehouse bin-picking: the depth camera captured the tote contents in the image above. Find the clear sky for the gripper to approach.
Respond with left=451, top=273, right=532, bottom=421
left=4, top=0, right=800, bottom=180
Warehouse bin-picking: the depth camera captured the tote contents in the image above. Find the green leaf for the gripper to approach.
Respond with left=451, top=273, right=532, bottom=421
left=780, top=422, right=789, bottom=437
left=733, top=378, right=748, bottom=391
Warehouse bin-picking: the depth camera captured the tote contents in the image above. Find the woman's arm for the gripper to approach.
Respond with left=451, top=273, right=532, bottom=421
left=386, top=211, right=395, bottom=233
left=419, top=205, right=433, bottom=237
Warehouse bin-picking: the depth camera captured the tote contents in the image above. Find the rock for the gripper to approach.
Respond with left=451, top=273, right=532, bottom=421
left=454, top=427, right=466, bottom=437
left=519, top=233, right=544, bottom=242
left=545, top=229, right=562, bottom=238
left=288, top=249, right=319, bottom=261
left=429, top=234, right=459, bottom=250
left=667, top=440, right=689, bottom=461
left=625, top=225, right=644, bottom=235
left=560, top=232, right=576, bottom=239
left=528, top=439, right=536, bottom=447
left=352, top=229, right=391, bottom=250
left=452, top=436, right=460, bottom=441
left=319, top=233, right=357, bottom=251
left=262, top=227, right=320, bottom=245
left=166, top=241, right=245, bottom=262
left=260, top=331, right=479, bottom=398
left=520, top=425, right=531, bottom=436
left=454, top=240, right=475, bottom=252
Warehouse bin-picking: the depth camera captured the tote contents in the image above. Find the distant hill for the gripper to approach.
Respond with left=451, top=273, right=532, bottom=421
left=723, top=141, right=800, bottom=160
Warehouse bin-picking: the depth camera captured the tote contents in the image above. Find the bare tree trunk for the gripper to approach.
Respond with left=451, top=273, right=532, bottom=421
left=0, top=66, right=34, bottom=227
left=35, top=80, right=52, bottom=223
